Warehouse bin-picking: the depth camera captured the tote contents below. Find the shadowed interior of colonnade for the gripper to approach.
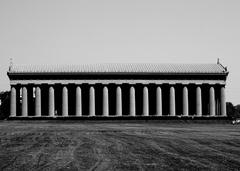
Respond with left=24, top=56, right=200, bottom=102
left=11, top=84, right=223, bottom=117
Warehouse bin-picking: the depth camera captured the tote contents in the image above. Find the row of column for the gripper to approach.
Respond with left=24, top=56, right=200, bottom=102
left=10, top=85, right=227, bottom=117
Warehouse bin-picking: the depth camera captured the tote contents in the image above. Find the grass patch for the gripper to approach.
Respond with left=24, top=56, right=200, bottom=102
left=0, top=121, right=239, bottom=170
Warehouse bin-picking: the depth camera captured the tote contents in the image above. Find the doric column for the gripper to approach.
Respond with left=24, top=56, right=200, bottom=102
left=76, top=86, right=82, bottom=116
left=35, top=86, right=41, bottom=117
left=10, top=86, right=16, bottom=117
left=103, top=86, right=109, bottom=116
left=183, top=86, right=189, bottom=116
left=89, top=86, right=95, bottom=116
left=196, top=86, right=202, bottom=116
left=130, top=86, right=136, bottom=116
left=156, top=86, right=162, bottom=116
left=62, top=86, right=68, bottom=116
left=48, top=86, right=55, bottom=117
left=169, top=86, right=176, bottom=116
left=209, top=86, right=216, bottom=116
left=143, top=86, right=149, bottom=116
left=116, top=86, right=122, bottom=116
left=22, top=86, right=28, bottom=117
left=221, top=86, right=226, bottom=116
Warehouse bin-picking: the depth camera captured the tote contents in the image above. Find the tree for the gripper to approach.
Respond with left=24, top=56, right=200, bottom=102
left=235, top=104, right=240, bottom=113
left=0, top=91, right=10, bottom=119
left=227, top=102, right=235, bottom=118
left=226, top=102, right=240, bottom=119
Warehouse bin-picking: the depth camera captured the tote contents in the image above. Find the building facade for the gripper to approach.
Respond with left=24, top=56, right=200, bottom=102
left=8, top=63, right=228, bottom=118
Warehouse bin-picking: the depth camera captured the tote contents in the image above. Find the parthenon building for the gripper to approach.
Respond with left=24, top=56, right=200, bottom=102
left=8, top=63, right=228, bottom=118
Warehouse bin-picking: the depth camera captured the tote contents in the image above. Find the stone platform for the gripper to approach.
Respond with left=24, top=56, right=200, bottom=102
left=8, top=116, right=231, bottom=124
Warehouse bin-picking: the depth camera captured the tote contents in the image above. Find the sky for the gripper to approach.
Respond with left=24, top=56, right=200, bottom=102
left=0, top=0, right=239, bottom=104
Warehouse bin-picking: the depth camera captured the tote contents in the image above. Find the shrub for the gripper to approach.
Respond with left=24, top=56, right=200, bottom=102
left=0, top=91, right=10, bottom=119
left=227, top=102, right=240, bottom=119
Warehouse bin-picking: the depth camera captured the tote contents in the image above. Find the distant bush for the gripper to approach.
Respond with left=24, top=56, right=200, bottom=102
left=235, top=104, right=240, bottom=113
left=0, top=91, right=10, bottom=119
left=227, top=102, right=240, bottom=119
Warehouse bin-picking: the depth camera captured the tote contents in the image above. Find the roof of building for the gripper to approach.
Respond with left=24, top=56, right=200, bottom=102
left=8, top=63, right=228, bottom=75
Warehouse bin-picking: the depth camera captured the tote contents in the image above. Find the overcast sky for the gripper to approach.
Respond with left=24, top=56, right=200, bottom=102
left=0, top=0, right=239, bottom=104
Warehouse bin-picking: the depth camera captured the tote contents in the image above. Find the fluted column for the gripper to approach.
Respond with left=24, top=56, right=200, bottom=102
left=89, top=86, right=95, bottom=116
left=35, top=86, right=41, bottom=117
left=21, top=87, right=28, bottom=117
left=196, top=86, right=202, bottom=116
left=169, top=86, right=176, bottom=116
left=48, top=86, right=55, bottom=117
left=143, top=86, right=149, bottom=116
left=130, top=86, right=136, bottom=116
left=76, top=86, right=82, bottom=116
left=156, top=86, right=162, bottom=116
left=103, top=86, right=109, bottom=116
left=221, top=87, right=226, bottom=116
left=209, top=86, right=215, bottom=116
left=183, top=86, right=189, bottom=116
left=116, top=86, right=122, bottom=116
left=62, top=86, right=68, bottom=117
left=10, top=87, right=16, bottom=117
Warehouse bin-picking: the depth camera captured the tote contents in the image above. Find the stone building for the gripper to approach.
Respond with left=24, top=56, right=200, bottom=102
left=8, top=63, right=228, bottom=118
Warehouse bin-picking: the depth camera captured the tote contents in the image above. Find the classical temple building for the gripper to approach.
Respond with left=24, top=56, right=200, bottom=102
left=8, top=63, right=228, bottom=118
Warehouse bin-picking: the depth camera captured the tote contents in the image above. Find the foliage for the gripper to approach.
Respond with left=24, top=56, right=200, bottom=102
left=226, top=102, right=240, bottom=119
left=0, top=91, right=10, bottom=119
left=235, top=104, right=240, bottom=113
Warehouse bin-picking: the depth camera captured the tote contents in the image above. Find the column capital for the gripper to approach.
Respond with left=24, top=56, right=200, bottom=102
left=142, top=84, right=149, bottom=86
left=208, top=83, right=217, bottom=86
left=181, top=83, right=190, bottom=86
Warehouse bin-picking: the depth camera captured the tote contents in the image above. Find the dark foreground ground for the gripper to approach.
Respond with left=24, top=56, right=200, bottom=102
left=0, top=121, right=239, bottom=171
